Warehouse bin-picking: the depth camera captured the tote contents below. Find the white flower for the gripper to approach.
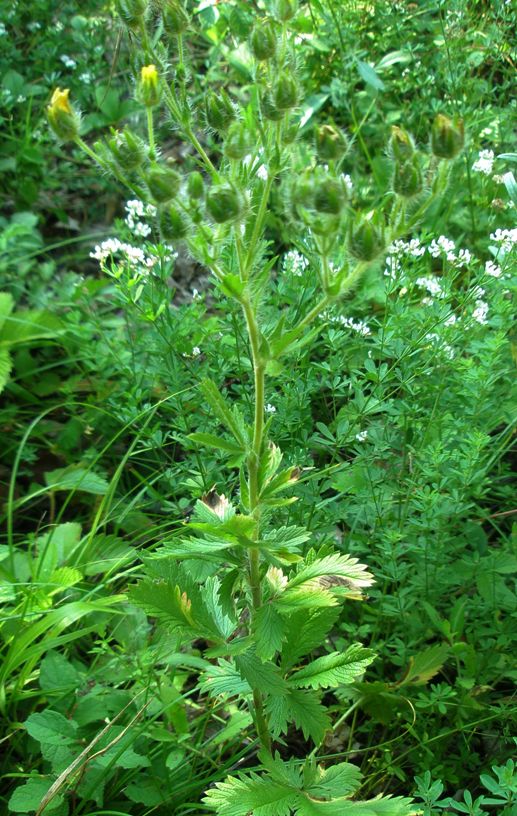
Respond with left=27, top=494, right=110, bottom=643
left=79, top=71, right=93, bottom=84
left=0, top=22, right=7, bottom=35
left=472, top=300, right=489, bottom=324
left=485, top=260, right=502, bottom=278
left=192, top=288, right=201, bottom=300
left=28, top=21, right=42, bottom=31
left=416, top=275, right=444, bottom=298
left=355, top=430, right=368, bottom=442
left=472, top=149, right=495, bottom=175
left=60, top=55, right=77, bottom=69
left=444, top=313, right=457, bottom=326
left=283, top=250, right=309, bottom=277
left=265, top=403, right=277, bottom=414
left=192, top=346, right=201, bottom=356
left=256, top=164, right=268, bottom=181
left=490, top=228, right=517, bottom=253
left=341, top=173, right=353, bottom=194
left=337, top=316, right=371, bottom=336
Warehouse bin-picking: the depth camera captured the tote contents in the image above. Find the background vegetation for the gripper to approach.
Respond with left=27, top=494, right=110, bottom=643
left=0, top=1, right=515, bottom=814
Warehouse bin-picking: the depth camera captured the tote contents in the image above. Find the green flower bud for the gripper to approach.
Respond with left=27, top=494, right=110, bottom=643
left=224, top=121, right=253, bottom=160
left=249, top=20, right=277, bottom=61
left=389, top=125, right=415, bottom=163
left=160, top=206, right=189, bottom=241
left=291, top=171, right=314, bottom=212
left=313, top=175, right=347, bottom=215
left=162, top=0, right=189, bottom=34
left=349, top=217, right=384, bottom=261
left=187, top=171, right=204, bottom=200
left=205, top=90, right=235, bottom=132
left=206, top=183, right=245, bottom=223
left=272, top=0, right=298, bottom=21
left=146, top=163, right=182, bottom=203
left=108, top=127, right=146, bottom=171
left=262, top=72, right=299, bottom=120
left=283, top=117, right=300, bottom=144
left=115, top=0, right=147, bottom=30
left=431, top=114, right=464, bottom=160
left=47, top=88, right=81, bottom=142
left=137, top=64, right=162, bottom=108
left=393, top=155, right=423, bottom=198
left=316, top=124, right=348, bottom=161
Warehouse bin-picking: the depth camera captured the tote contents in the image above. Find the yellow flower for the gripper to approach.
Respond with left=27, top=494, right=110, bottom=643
left=48, top=87, right=72, bottom=114
left=47, top=87, right=80, bottom=142
left=137, top=64, right=161, bottom=107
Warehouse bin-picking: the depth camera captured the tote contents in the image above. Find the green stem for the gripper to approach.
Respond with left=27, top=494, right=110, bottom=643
left=241, top=296, right=271, bottom=753
left=245, top=172, right=274, bottom=275
left=146, top=107, right=156, bottom=160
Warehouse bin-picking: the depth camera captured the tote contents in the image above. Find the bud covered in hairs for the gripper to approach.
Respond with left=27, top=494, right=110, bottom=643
left=206, top=182, right=246, bottom=223
left=431, top=114, right=464, bottom=160
left=137, top=64, right=161, bottom=108
left=262, top=72, right=299, bottom=120
left=108, top=127, right=146, bottom=170
left=187, top=171, right=204, bottom=200
left=47, top=88, right=81, bottom=142
left=272, top=0, right=298, bottom=21
left=224, top=121, right=253, bottom=160
left=313, top=173, right=347, bottom=215
left=115, top=0, right=147, bottom=29
left=249, top=20, right=277, bottom=61
left=162, top=0, right=189, bottom=34
left=389, top=126, right=415, bottom=163
left=316, top=124, right=348, bottom=161
left=205, top=90, right=235, bottom=132
left=145, top=163, right=182, bottom=203
left=392, top=155, right=423, bottom=198
left=349, top=216, right=384, bottom=261
left=160, top=206, right=189, bottom=240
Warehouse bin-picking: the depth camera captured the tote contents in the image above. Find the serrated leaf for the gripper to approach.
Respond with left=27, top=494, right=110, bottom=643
left=199, top=659, right=252, bottom=698
left=44, top=467, right=109, bottom=496
left=267, top=689, right=331, bottom=744
left=188, top=431, right=245, bottom=454
left=254, top=604, right=285, bottom=661
left=281, top=608, right=340, bottom=670
left=199, top=378, right=247, bottom=446
left=235, top=650, right=288, bottom=695
left=0, top=347, right=13, bottom=393
left=8, top=777, right=66, bottom=814
left=25, top=710, right=78, bottom=745
left=204, top=772, right=297, bottom=816
left=0, top=292, right=14, bottom=331
left=396, top=644, right=449, bottom=687
left=290, top=644, right=375, bottom=690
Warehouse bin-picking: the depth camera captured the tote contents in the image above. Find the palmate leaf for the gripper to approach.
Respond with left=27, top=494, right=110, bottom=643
left=289, top=644, right=375, bottom=690
left=281, top=608, right=340, bottom=670
left=266, top=689, right=331, bottom=745
left=129, top=566, right=235, bottom=642
left=204, top=757, right=415, bottom=816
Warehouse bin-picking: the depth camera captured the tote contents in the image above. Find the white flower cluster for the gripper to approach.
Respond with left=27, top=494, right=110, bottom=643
left=355, top=430, right=368, bottom=442
left=90, top=238, right=156, bottom=268
left=472, top=149, right=495, bottom=176
left=323, top=311, right=371, bottom=335
left=415, top=275, right=445, bottom=298
left=265, top=403, right=277, bottom=414
left=490, top=228, right=517, bottom=253
left=485, top=260, right=502, bottom=278
left=125, top=199, right=157, bottom=238
left=283, top=250, right=309, bottom=277
left=60, top=55, right=77, bottom=69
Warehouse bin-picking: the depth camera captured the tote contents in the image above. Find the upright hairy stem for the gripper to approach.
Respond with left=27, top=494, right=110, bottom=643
left=242, top=297, right=271, bottom=752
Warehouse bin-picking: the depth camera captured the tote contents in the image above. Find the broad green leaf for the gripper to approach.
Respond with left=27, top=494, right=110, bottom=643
left=0, top=347, right=13, bottom=393
left=290, top=644, right=375, bottom=690
left=25, top=710, right=78, bottom=745
left=396, top=644, right=449, bottom=687
left=44, top=467, right=109, bottom=496
left=1, top=310, right=62, bottom=344
left=356, top=60, right=385, bottom=91
left=0, top=292, right=14, bottom=331
left=8, top=778, right=66, bottom=814
left=39, top=651, right=83, bottom=693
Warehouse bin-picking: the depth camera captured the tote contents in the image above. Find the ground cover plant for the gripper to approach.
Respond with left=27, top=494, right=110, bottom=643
left=0, top=1, right=516, bottom=815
